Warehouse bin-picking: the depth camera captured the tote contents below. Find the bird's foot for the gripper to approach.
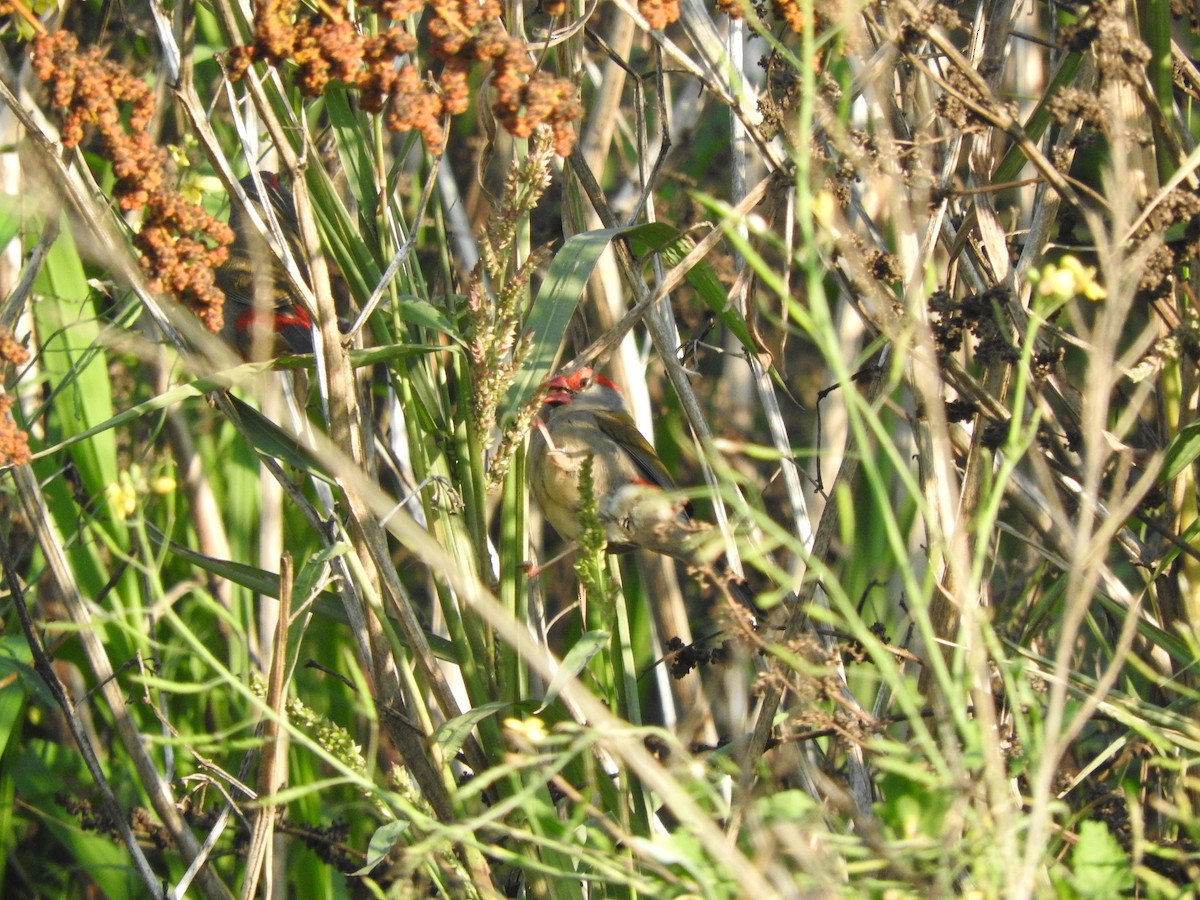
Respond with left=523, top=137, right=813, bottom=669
left=521, top=541, right=580, bottom=579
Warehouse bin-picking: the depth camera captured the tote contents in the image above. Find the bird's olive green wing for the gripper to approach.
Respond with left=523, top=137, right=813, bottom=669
left=593, top=413, right=678, bottom=492
left=216, top=244, right=299, bottom=310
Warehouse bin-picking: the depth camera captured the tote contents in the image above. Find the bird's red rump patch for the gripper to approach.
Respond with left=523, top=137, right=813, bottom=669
left=234, top=309, right=260, bottom=331
left=276, top=306, right=312, bottom=329
left=236, top=305, right=312, bottom=334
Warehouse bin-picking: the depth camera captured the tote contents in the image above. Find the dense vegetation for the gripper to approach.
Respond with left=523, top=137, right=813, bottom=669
left=2, top=0, right=1200, bottom=896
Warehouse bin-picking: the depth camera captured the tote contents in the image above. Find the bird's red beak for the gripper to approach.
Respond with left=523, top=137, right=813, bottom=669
left=542, top=374, right=575, bottom=406
left=541, top=367, right=602, bottom=406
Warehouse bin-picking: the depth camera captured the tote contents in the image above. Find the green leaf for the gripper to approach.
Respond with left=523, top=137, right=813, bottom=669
left=152, top=525, right=298, bottom=596
left=875, top=770, right=951, bottom=840
left=432, top=700, right=521, bottom=762
left=501, top=225, right=639, bottom=424
left=305, top=165, right=381, bottom=319
left=993, top=51, right=1085, bottom=184
left=153, top=530, right=459, bottom=661
left=355, top=819, right=410, bottom=875
left=625, top=220, right=757, bottom=354
left=324, top=85, right=377, bottom=227
left=1161, top=418, right=1200, bottom=481
left=502, top=220, right=758, bottom=426
left=290, top=544, right=351, bottom=609
left=282, top=544, right=355, bottom=680
left=12, top=736, right=141, bottom=895
left=346, top=343, right=449, bottom=368
left=224, top=395, right=328, bottom=475
left=754, top=789, right=819, bottom=822
left=394, top=295, right=455, bottom=334
left=0, top=640, right=35, bottom=759
left=32, top=218, right=118, bottom=501
left=1068, top=820, right=1133, bottom=899
left=30, top=364, right=275, bottom=462
left=0, top=195, right=23, bottom=249
left=537, top=630, right=609, bottom=713
left=0, top=636, right=55, bottom=710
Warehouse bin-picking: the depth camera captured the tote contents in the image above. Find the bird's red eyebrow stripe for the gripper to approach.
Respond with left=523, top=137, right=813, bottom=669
left=594, top=373, right=620, bottom=392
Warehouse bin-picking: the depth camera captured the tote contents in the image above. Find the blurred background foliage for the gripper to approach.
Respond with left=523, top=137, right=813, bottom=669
left=1, top=0, right=1200, bottom=896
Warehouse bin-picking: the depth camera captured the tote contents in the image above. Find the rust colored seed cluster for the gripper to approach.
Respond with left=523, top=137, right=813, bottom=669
left=228, top=0, right=423, bottom=107
left=230, top=0, right=582, bottom=156
left=715, top=0, right=822, bottom=35
left=0, top=329, right=29, bottom=367
left=29, top=31, right=235, bottom=332
left=0, top=393, right=30, bottom=467
left=0, top=323, right=29, bottom=466
left=136, top=193, right=235, bottom=333
left=770, top=0, right=806, bottom=33
left=444, top=0, right=579, bottom=154
left=0, top=327, right=30, bottom=468
left=638, top=0, right=681, bottom=29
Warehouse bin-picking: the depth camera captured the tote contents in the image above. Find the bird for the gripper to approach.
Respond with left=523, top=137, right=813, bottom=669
left=215, top=172, right=315, bottom=358
left=527, top=366, right=754, bottom=609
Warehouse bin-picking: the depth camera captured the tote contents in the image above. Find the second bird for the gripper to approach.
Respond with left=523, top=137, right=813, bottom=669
left=215, top=172, right=315, bottom=359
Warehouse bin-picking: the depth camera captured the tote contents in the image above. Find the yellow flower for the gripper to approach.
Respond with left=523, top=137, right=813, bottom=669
left=1031, top=255, right=1106, bottom=302
left=504, top=716, right=548, bottom=743
left=106, top=477, right=138, bottom=521
left=150, top=475, right=176, bottom=495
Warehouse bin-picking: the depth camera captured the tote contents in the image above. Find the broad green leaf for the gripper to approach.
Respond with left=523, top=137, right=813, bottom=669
left=994, top=51, right=1085, bottom=184
left=155, top=531, right=458, bottom=661
left=503, top=220, right=757, bottom=425
left=537, top=630, right=609, bottom=713
left=17, top=753, right=141, bottom=897
left=30, top=364, right=274, bottom=461
left=875, top=770, right=952, bottom=840
left=356, top=819, right=410, bottom=875
left=0, top=195, right=23, bottom=249
left=0, top=639, right=35, bottom=759
left=501, top=225, right=639, bottom=424
left=224, top=395, right=328, bottom=475
left=347, top=342, right=450, bottom=368
left=1161, top=418, right=1200, bottom=481
left=625, top=220, right=757, bottom=353
left=754, top=789, right=819, bottom=822
left=432, top=700, right=519, bottom=761
left=29, top=351, right=453, bottom=463
left=393, top=296, right=455, bottom=334
left=32, top=218, right=118, bottom=499
left=1068, top=820, right=1133, bottom=899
